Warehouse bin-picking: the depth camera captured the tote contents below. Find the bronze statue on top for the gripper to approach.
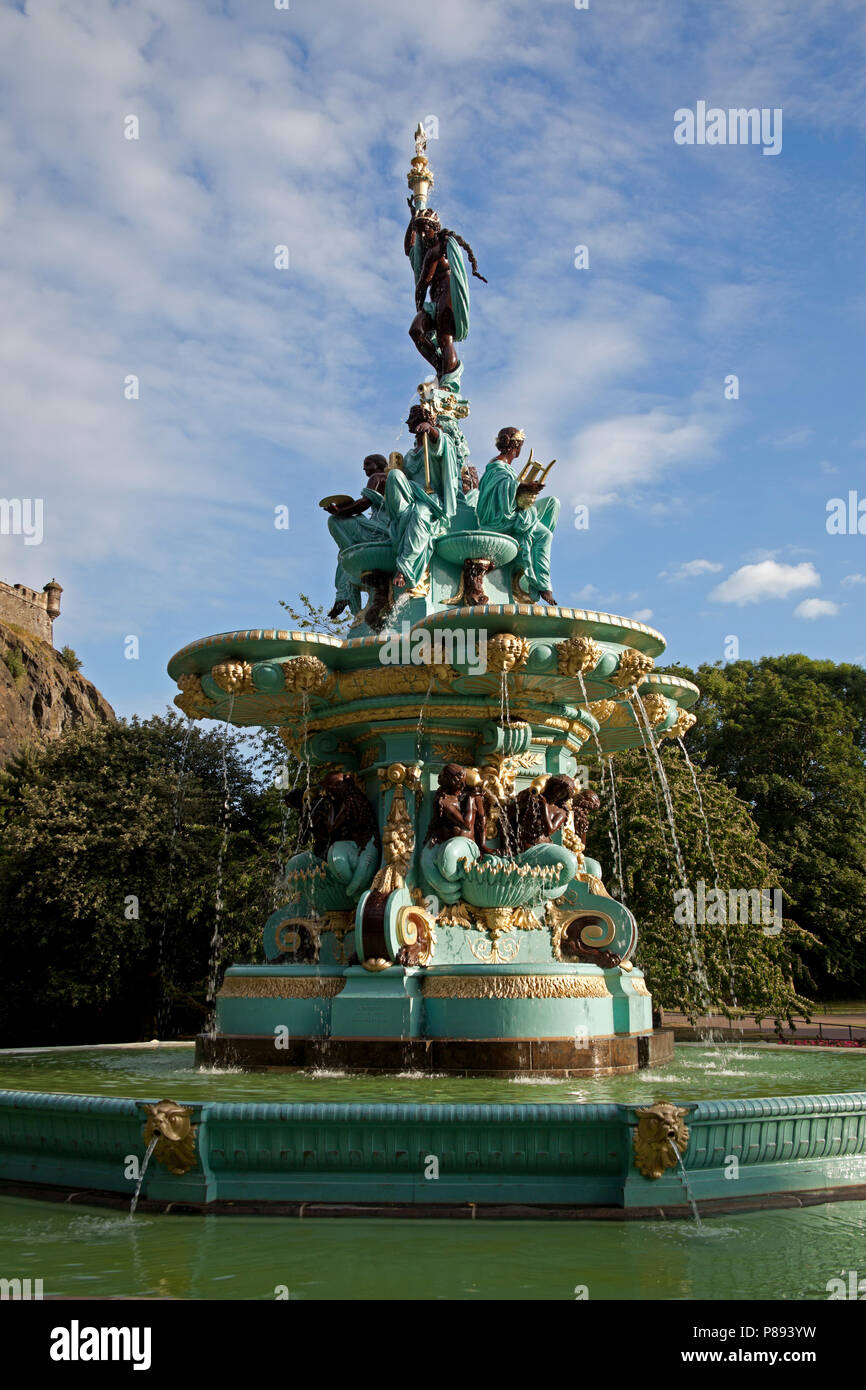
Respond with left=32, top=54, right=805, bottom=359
left=405, top=205, right=486, bottom=380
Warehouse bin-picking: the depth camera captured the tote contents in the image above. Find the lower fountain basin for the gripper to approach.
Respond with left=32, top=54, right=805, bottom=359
left=1, top=1045, right=864, bottom=1218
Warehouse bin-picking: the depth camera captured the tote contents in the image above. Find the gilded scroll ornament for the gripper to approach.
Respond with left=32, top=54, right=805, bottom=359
left=556, top=634, right=602, bottom=677
left=211, top=659, right=254, bottom=695
left=633, top=1103, right=690, bottom=1179
left=610, top=648, right=655, bottom=690
left=395, top=903, right=437, bottom=966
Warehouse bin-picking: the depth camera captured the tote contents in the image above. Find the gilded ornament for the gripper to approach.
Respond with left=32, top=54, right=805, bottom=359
left=282, top=655, right=329, bottom=694
left=437, top=901, right=474, bottom=928
left=639, top=691, right=670, bottom=727
left=661, top=708, right=697, bottom=741
left=633, top=1104, right=690, bottom=1180
left=174, top=673, right=214, bottom=719
left=336, top=665, right=449, bottom=702
left=587, top=698, right=617, bottom=725
left=218, top=975, right=345, bottom=999
left=610, top=648, right=655, bottom=690
left=142, top=1100, right=197, bottom=1177
left=556, top=634, right=602, bottom=678
left=486, top=632, right=530, bottom=673
left=421, top=974, right=611, bottom=999
left=371, top=782, right=416, bottom=893
left=211, top=659, right=255, bottom=695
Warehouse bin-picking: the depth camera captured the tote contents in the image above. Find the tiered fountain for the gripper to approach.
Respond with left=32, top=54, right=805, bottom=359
left=1, top=130, right=863, bottom=1220
left=170, top=126, right=699, bottom=1078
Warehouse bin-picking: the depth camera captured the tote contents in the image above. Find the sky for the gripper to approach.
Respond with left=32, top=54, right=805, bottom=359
left=1, top=0, right=864, bottom=721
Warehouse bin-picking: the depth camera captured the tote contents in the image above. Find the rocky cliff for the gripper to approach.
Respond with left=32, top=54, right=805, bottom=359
left=0, top=620, right=115, bottom=763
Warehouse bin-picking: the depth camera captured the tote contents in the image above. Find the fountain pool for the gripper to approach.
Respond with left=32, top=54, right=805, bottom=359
left=1, top=1043, right=864, bottom=1221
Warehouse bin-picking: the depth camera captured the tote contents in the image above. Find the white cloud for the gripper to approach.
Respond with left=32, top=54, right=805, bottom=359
left=842, top=574, right=866, bottom=586
left=659, top=559, right=723, bottom=580
left=632, top=608, right=654, bottom=621
left=709, top=561, right=820, bottom=606
left=770, top=426, right=814, bottom=449
left=564, top=410, right=717, bottom=509
left=794, top=598, right=840, bottom=619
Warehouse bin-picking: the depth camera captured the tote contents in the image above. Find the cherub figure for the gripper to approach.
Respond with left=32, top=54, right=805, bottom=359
left=425, top=763, right=488, bottom=850
left=509, top=774, right=575, bottom=854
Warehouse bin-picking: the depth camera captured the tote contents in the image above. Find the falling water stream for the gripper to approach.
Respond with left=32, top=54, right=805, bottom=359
left=678, top=736, right=739, bottom=1009
left=155, top=717, right=196, bottom=1037
left=631, top=689, right=713, bottom=1019
left=668, top=1137, right=703, bottom=1229
left=632, top=689, right=689, bottom=890
left=577, top=671, right=625, bottom=899
left=204, top=695, right=235, bottom=1038
left=415, top=675, right=434, bottom=767
left=129, top=1134, right=159, bottom=1218
left=606, top=756, right=626, bottom=903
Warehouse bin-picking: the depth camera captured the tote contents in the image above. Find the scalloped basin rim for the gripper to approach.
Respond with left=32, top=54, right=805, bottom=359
left=339, top=541, right=398, bottom=584
left=434, top=530, right=520, bottom=565
left=408, top=605, right=667, bottom=656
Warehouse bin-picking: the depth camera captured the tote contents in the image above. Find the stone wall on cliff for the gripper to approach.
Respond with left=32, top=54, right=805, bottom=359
left=0, top=620, right=115, bottom=763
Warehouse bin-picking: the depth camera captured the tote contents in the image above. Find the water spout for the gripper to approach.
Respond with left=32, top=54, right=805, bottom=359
left=129, top=1134, right=158, bottom=1218
left=668, top=1136, right=702, bottom=1229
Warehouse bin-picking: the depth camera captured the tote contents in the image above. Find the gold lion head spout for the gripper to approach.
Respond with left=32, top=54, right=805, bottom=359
left=633, top=1103, right=690, bottom=1179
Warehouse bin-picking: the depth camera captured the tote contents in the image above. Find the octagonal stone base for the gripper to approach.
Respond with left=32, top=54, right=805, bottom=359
left=194, top=1028, right=673, bottom=1076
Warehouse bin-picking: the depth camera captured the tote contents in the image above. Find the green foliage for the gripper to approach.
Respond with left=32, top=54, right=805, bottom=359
left=58, top=645, right=83, bottom=672
left=668, top=655, right=866, bottom=996
left=3, top=646, right=25, bottom=681
left=586, top=748, right=814, bottom=1026
left=279, top=591, right=351, bottom=638
left=0, top=712, right=299, bottom=1046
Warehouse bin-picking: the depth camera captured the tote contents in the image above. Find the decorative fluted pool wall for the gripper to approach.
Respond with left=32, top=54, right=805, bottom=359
left=2, top=1087, right=865, bottom=1215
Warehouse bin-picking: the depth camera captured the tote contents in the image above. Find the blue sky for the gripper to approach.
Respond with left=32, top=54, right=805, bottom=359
left=1, top=0, right=864, bottom=720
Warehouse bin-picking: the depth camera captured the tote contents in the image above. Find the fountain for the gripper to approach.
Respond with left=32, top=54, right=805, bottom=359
left=166, top=129, right=699, bottom=1082
left=0, top=128, right=863, bottom=1223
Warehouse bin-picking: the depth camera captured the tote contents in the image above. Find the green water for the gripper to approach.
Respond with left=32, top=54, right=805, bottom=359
left=1, top=1044, right=864, bottom=1299
left=0, top=1194, right=863, bottom=1300
left=0, top=1041, right=863, bottom=1105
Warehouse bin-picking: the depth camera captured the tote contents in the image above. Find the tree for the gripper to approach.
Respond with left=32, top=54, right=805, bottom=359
left=668, top=656, right=866, bottom=997
left=0, top=712, right=298, bottom=1045
left=585, top=746, right=814, bottom=1025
